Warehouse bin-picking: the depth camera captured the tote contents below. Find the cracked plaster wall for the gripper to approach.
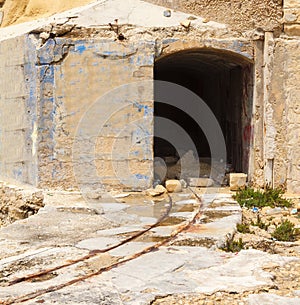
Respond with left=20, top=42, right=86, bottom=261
left=35, top=36, right=155, bottom=190
left=0, top=35, right=38, bottom=185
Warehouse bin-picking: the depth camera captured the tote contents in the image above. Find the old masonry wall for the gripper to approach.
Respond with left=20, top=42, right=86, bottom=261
left=0, top=0, right=299, bottom=193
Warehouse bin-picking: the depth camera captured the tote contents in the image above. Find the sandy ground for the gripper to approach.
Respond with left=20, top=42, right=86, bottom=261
left=0, top=0, right=95, bottom=27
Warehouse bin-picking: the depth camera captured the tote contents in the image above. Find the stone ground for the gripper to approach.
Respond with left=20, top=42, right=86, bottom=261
left=0, top=187, right=299, bottom=305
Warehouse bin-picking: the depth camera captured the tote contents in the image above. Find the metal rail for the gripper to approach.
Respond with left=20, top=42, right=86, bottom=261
left=1, top=188, right=203, bottom=305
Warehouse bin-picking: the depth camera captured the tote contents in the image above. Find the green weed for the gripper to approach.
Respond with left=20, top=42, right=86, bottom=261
left=271, top=220, right=299, bottom=242
left=237, top=223, right=251, bottom=234
left=222, top=238, right=245, bottom=252
left=233, top=187, right=292, bottom=209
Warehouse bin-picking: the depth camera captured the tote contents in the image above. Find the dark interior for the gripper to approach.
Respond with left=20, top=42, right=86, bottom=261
left=154, top=48, right=253, bottom=181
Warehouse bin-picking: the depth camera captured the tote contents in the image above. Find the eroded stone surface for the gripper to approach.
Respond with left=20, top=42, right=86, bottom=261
left=0, top=190, right=299, bottom=304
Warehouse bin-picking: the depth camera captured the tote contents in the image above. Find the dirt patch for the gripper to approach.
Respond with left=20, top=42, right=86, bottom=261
left=0, top=0, right=95, bottom=27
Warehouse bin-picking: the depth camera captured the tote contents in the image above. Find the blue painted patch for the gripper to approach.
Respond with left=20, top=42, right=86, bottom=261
left=13, top=167, right=23, bottom=179
left=162, top=38, right=178, bottom=44
left=135, top=174, right=149, bottom=180
left=38, top=38, right=56, bottom=64
left=133, top=102, right=152, bottom=118
left=75, top=45, right=87, bottom=54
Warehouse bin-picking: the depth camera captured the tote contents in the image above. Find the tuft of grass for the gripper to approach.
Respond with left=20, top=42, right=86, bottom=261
left=233, top=187, right=292, bottom=209
left=222, top=238, right=245, bottom=252
left=237, top=223, right=251, bottom=234
left=271, top=220, right=299, bottom=242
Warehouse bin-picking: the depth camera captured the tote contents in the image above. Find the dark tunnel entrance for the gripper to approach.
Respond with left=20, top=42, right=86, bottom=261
left=154, top=49, right=253, bottom=184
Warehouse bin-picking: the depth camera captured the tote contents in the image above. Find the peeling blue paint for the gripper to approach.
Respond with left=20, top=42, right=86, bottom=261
left=37, top=38, right=56, bottom=64
left=162, top=38, right=178, bottom=45
left=133, top=102, right=152, bottom=118
left=75, top=45, right=87, bottom=54
left=13, top=168, right=23, bottom=179
left=135, top=174, right=149, bottom=180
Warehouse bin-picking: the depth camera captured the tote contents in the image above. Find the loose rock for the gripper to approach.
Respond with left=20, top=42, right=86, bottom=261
left=229, top=173, right=247, bottom=191
left=180, top=19, right=191, bottom=28
left=146, top=185, right=167, bottom=197
left=163, top=9, right=171, bottom=17
left=180, top=179, right=187, bottom=189
left=165, top=180, right=182, bottom=193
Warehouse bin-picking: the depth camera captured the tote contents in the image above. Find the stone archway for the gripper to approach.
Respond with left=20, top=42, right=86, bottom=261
left=154, top=48, right=254, bottom=183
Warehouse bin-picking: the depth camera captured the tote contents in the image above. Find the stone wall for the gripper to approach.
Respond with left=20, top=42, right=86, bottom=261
left=264, top=0, right=300, bottom=193
left=284, top=0, right=300, bottom=36
left=272, top=38, right=300, bottom=193
left=0, top=36, right=38, bottom=186
left=0, top=0, right=299, bottom=193
left=145, top=0, right=283, bottom=32
left=33, top=35, right=155, bottom=191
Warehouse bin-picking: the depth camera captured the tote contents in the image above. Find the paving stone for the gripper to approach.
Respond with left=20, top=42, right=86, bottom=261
left=109, top=242, right=156, bottom=257
left=22, top=281, right=124, bottom=305
left=175, top=199, right=198, bottom=205
left=98, top=203, right=130, bottom=213
left=76, top=237, right=122, bottom=251
left=150, top=226, right=175, bottom=237
left=98, top=248, right=298, bottom=305
left=248, top=293, right=300, bottom=305
left=169, top=212, right=195, bottom=219
left=97, top=226, right=144, bottom=236
left=0, top=189, right=298, bottom=305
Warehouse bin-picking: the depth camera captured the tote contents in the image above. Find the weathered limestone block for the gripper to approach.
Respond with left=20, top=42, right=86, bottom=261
left=284, top=8, right=300, bottom=23
left=284, top=0, right=300, bottom=8
left=229, top=173, right=248, bottom=191
left=284, top=24, right=300, bottom=35
left=146, top=185, right=166, bottom=197
left=165, top=180, right=182, bottom=193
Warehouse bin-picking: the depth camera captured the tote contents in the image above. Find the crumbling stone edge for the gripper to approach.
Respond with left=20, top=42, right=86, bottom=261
left=0, top=180, right=44, bottom=227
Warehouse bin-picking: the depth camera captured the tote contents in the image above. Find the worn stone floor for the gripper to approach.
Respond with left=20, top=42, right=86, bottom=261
left=0, top=188, right=299, bottom=305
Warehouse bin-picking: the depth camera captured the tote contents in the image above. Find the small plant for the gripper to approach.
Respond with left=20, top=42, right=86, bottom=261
left=233, top=187, right=292, bottom=209
left=251, top=214, right=269, bottom=231
left=237, top=223, right=251, bottom=234
left=271, top=220, right=299, bottom=242
left=222, top=238, right=245, bottom=252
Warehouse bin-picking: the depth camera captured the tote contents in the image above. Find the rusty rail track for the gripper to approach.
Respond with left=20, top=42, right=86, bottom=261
left=1, top=189, right=203, bottom=305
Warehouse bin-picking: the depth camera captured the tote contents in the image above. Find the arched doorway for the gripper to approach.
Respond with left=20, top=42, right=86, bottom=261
left=154, top=48, right=253, bottom=183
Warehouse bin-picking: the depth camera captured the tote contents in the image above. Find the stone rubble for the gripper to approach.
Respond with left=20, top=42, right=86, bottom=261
left=146, top=185, right=167, bottom=197
left=165, top=180, right=182, bottom=193
left=229, top=173, right=248, bottom=191
left=0, top=181, right=44, bottom=227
